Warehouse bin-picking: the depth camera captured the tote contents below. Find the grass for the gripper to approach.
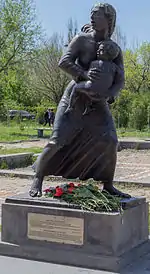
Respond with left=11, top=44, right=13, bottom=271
left=117, top=128, right=150, bottom=138
left=0, top=120, right=150, bottom=142
left=0, top=120, right=52, bottom=142
left=0, top=147, right=42, bottom=155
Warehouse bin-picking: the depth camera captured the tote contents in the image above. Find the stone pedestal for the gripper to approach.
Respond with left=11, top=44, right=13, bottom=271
left=1, top=193, right=149, bottom=272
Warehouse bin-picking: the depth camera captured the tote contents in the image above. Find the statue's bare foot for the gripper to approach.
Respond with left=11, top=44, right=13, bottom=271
left=103, top=185, right=131, bottom=199
left=29, top=176, right=43, bottom=197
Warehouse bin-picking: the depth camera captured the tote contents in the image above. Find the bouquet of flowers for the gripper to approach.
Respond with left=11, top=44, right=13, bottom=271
left=44, top=182, right=122, bottom=213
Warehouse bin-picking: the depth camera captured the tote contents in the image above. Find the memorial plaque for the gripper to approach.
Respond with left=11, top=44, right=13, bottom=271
left=28, top=213, right=84, bottom=245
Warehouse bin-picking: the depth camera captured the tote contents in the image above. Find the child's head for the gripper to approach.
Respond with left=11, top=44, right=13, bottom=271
left=97, top=41, right=120, bottom=61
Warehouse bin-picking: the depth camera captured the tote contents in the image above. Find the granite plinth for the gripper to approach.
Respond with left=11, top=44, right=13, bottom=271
left=1, top=193, right=149, bottom=272
left=5, top=193, right=146, bottom=210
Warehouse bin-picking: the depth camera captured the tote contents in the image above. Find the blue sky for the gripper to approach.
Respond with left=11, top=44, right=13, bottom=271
left=34, top=0, right=150, bottom=48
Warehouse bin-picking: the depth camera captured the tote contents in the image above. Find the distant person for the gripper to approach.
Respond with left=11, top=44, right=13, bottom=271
left=50, top=109, right=55, bottom=127
left=44, top=108, right=51, bottom=126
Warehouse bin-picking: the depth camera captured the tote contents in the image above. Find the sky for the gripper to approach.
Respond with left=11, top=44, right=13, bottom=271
left=34, top=0, right=150, bottom=48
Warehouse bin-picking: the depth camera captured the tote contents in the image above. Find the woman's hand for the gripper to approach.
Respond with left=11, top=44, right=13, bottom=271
left=83, top=71, right=90, bottom=81
left=76, top=71, right=89, bottom=82
left=87, top=68, right=101, bottom=81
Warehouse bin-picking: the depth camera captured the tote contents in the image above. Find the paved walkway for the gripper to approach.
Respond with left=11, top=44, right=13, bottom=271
left=0, top=149, right=150, bottom=203
left=1, top=149, right=150, bottom=184
left=1, top=137, right=150, bottom=185
left=0, top=149, right=150, bottom=206
left=115, top=149, right=150, bottom=183
left=0, top=137, right=150, bottom=149
left=0, top=249, right=150, bottom=274
left=0, top=256, right=114, bottom=274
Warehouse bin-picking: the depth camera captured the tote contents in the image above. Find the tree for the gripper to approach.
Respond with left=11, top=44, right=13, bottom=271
left=111, top=89, right=133, bottom=128
left=128, top=92, right=150, bottom=130
left=65, top=18, right=78, bottom=47
left=31, top=34, right=70, bottom=105
left=0, top=0, right=41, bottom=118
left=124, top=42, right=150, bottom=92
left=0, top=0, right=41, bottom=74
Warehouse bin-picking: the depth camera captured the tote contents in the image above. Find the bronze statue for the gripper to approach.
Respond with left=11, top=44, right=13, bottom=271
left=29, top=3, right=130, bottom=198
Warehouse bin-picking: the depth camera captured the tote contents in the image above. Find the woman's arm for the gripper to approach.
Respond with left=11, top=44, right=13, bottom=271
left=58, top=35, right=87, bottom=81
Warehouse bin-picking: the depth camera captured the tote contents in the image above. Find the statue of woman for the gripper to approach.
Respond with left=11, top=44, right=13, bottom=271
left=29, top=3, right=130, bottom=198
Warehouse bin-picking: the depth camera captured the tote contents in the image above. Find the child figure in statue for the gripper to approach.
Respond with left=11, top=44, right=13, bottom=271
left=65, top=40, right=120, bottom=115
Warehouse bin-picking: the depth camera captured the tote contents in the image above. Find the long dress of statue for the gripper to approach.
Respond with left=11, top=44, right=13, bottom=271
left=29, top=3, right=130, bottom=198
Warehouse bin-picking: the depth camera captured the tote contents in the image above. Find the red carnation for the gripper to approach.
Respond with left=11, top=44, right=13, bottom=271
left=68, top=182, right=75, bottom=188
left=44, top=188, right=52, bottom=194
left=78, top=184, right=81, bottom=187
left=54, top=187, right=64, bottom=197
left=68, top=187, right=74, bottom=193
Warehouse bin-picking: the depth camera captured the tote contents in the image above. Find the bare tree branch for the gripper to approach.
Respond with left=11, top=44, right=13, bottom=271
left=31, top=35, right=70, bottom=105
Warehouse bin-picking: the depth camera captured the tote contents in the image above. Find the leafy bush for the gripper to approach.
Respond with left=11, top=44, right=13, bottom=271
left=128, top=92, right=150, bottom=130
left=111, top=89, right=133, bottom=128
